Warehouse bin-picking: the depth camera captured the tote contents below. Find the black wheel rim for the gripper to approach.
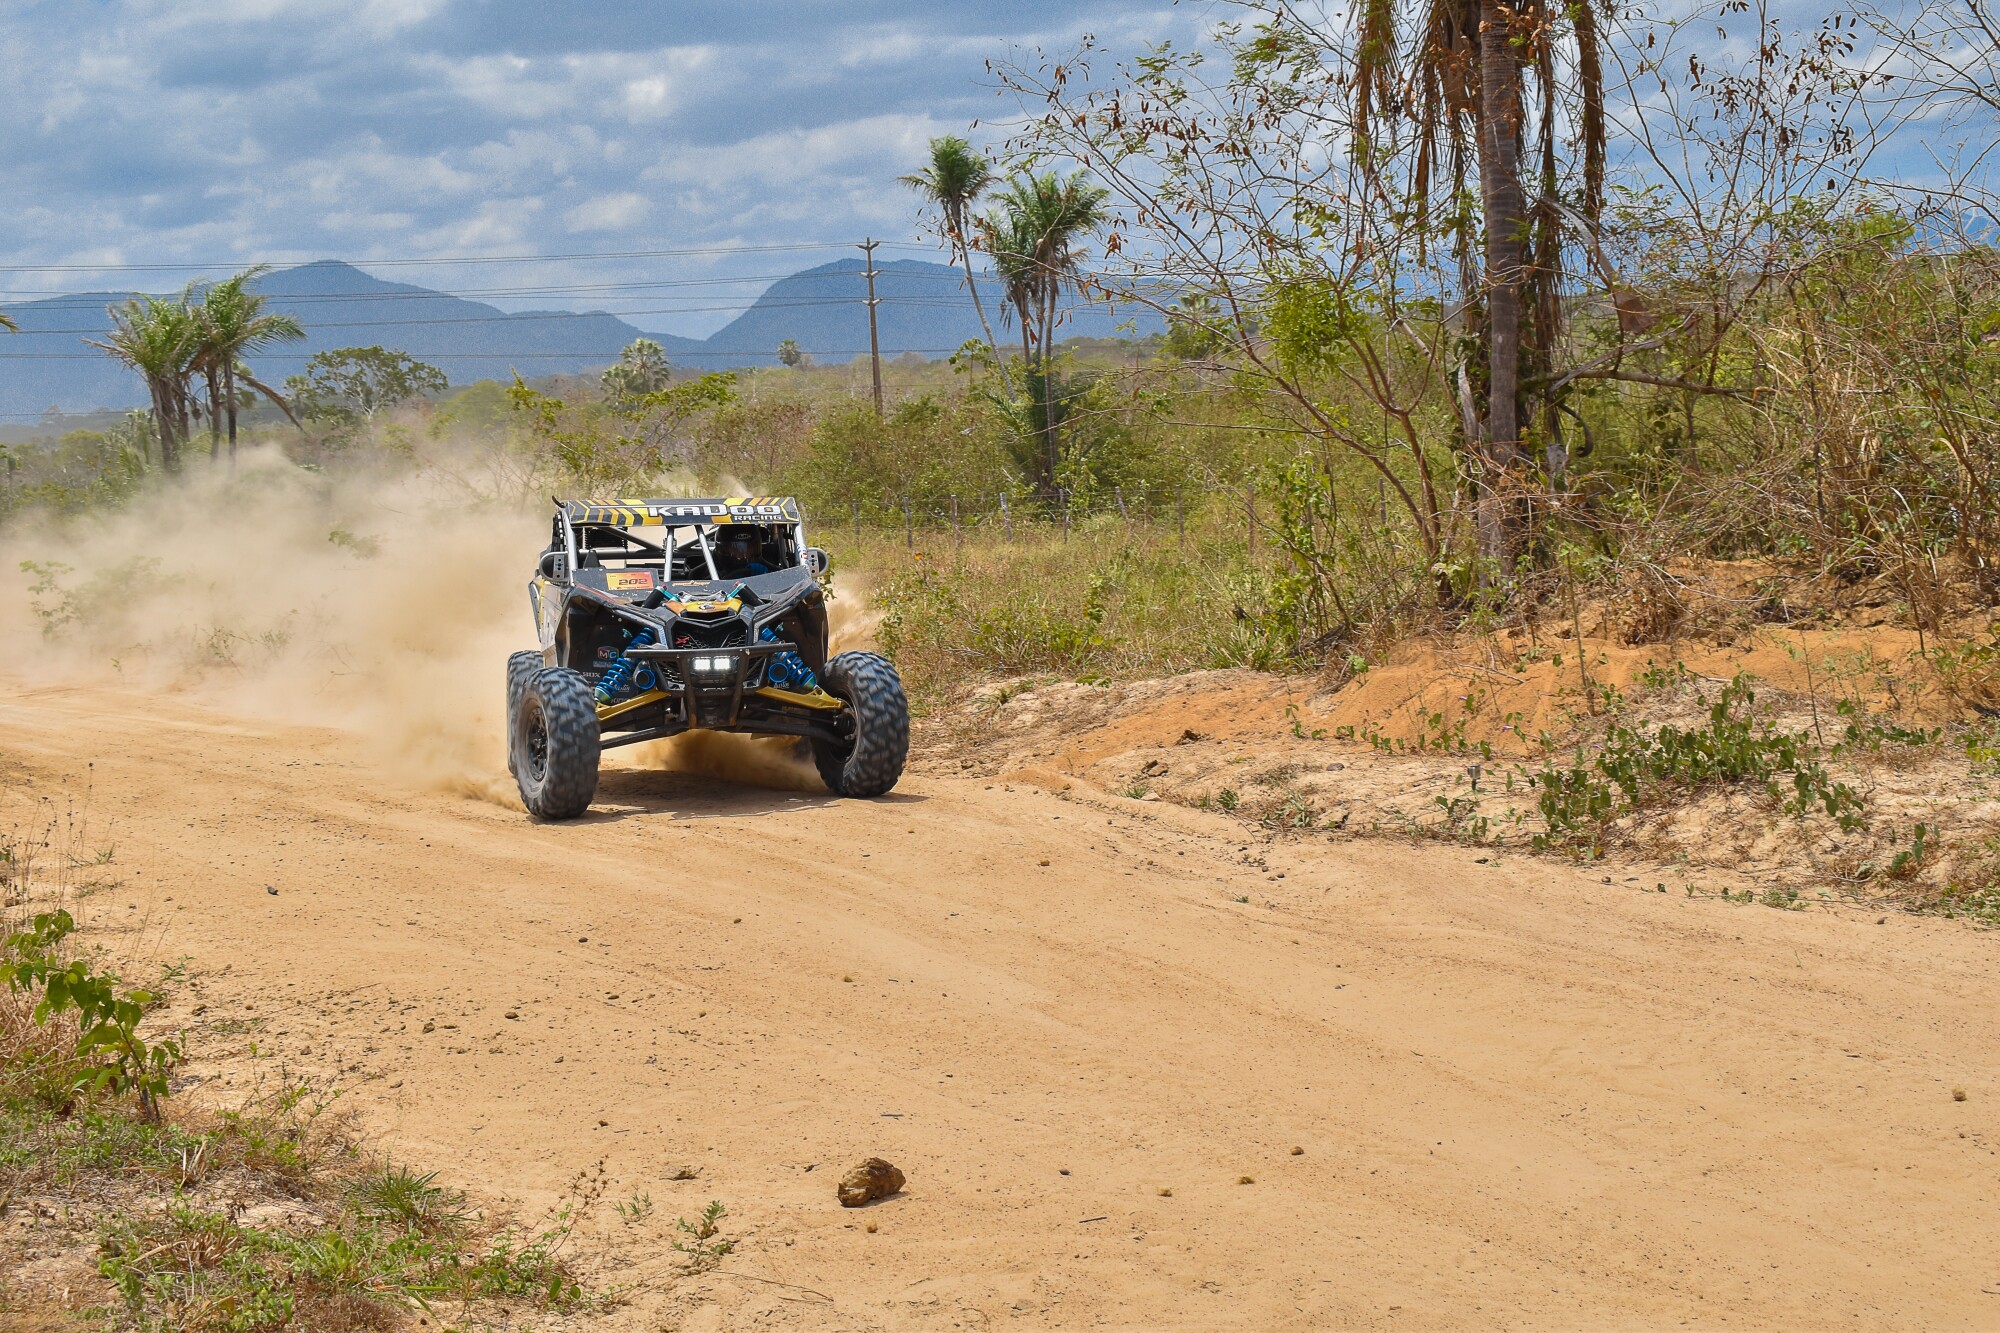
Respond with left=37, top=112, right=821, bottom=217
left=526, top=701, right=550, bottom=781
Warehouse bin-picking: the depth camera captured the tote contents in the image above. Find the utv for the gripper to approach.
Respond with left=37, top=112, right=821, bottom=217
left=507, top=497, right=908, bottom=819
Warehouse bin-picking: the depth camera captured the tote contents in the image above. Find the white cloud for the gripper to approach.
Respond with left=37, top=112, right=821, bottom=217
left=564, top=191, right=649, bottom=233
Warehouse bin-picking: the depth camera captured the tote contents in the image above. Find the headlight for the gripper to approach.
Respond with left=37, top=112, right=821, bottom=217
left=691, top=655, right=735, bottom=675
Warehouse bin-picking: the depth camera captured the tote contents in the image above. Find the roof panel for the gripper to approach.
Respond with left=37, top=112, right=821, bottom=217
left=560, top=497, right=800, bottom=525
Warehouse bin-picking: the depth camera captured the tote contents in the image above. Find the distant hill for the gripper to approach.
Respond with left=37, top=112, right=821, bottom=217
left=666, top=257, right=1163, bottom=368
left=0, top=257, right=1163, bottom=418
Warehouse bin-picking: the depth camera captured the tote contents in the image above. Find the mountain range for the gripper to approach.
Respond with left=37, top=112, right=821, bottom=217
left=0, top=258, right=1164, bottom=420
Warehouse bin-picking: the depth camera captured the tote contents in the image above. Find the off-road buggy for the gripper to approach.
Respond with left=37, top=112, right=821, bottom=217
left=507, top=497, right=908, bottom=819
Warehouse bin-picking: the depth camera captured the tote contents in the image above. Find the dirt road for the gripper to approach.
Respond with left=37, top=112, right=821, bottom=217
left=4, top=677, right=1997, bottom=1330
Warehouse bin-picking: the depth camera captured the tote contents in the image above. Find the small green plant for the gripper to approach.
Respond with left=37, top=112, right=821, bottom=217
left=614, top=1189, right=654, bottom=1226
left=1528, top=675, right=1865, bottom=854
left=326, top=525, right=383, bottom=558
left=1830, top=700, right=1943, bottom=757
left=1, top=909, right=180, bottom=1121
left=1285, top=703, right=1325, bottom=740
left=1215, top=787, right=1240, bottom=812
left=350, top=1164, right=468, bottom=1232
left=1261, top=791, right=1320, bottom=829
left=671, top=1200, right=735, bottom=1271
left=1884, top=822, right=1939, bottom=881
left=1118, top=783, right=1150, bottom=799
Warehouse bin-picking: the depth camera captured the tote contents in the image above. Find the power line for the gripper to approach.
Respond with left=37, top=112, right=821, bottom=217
left=0, top=268, right=997, bottom=304
left=4, top=294, right=1014, bottom=335
left=0, top=240, right=947, bottom=274
left=0, top=346, right=979, bottom=362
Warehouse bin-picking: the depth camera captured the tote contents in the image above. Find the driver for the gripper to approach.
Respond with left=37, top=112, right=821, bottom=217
left=714, top=525, right=772, bottom=578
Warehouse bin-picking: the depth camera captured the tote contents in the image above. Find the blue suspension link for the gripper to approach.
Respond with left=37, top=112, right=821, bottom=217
left=759, top=625, right=819, bottom=691
left=594, top=628, right=657, bottom=704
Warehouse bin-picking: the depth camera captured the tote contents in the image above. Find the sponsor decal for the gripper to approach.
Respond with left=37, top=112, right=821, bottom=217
left=606, top=569, right=655, bottom=591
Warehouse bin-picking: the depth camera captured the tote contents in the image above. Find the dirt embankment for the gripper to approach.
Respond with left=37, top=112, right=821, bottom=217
left=920, top=615, right=2000, bottom=912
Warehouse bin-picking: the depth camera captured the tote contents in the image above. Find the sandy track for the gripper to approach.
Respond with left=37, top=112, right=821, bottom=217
left=4, top=677, right=1997, bottom=1330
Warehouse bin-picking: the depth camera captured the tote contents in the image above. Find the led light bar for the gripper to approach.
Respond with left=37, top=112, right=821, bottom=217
left=690, top=655, right=736, bottom=674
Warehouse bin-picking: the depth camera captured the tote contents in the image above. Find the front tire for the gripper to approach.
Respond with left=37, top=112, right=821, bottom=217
left=514, top=668, right=600, bottom=819
left=811, top=652, right=909, bottom=797
left=505, top=650, right=544, bottom=777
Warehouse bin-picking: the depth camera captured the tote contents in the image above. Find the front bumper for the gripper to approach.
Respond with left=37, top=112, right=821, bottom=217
left=597, top=642, right=845, bottom=741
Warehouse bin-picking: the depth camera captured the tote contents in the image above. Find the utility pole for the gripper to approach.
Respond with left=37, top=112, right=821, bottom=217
left=859, top=238, right=884, bottom=417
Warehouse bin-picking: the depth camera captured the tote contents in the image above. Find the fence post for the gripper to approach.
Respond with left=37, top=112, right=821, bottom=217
left=852, top=499, right=861, bottom=551
left=951, top=494, right=961, bottom=551
left=1245, top=479, right=1256, bottom=556
left=1001, top=490, right=1012, bottom=541
left=1115, top=486, right=1128, bottom=522
left=1061, top=490, right=1070, bottom=542
left=903, top=495, right=912, bottom=550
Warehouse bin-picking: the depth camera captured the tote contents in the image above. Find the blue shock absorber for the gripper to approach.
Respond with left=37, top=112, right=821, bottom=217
left=594, top=628, right=657, bottom=704
left=758, top=625, right=819, bottom=691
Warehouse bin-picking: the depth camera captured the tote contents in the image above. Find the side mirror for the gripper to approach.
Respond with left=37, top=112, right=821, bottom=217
left=804, top=547, right=830, bottom=576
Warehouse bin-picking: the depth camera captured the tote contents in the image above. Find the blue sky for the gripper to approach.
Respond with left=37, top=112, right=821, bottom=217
left=0, top=1, right=1972, bottom=341
left=0, top=0, right=1195, bottom=336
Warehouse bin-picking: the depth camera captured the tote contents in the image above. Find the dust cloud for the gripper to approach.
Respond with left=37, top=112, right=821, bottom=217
left=0, top=450, right=533, bottom=803
left=0, top=452, right=870, bottom=805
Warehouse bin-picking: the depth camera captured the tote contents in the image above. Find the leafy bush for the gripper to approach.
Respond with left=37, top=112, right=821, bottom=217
left=1, top=908, right=180, bottom=1120
left=1530, top=676, right=1866, bottom=853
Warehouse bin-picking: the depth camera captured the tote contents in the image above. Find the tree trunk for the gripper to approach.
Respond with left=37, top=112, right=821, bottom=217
left=206, top=369, right=223, bottom=460
left=150, top=378, right=181, bottom=474
left=958, top=243, right=1012, bottom=397
left=225, top=362, right=240, bottom=461
left=1475, top=0, right=1527, bottom=583
left=1041, top=283, right=1059, bottom=491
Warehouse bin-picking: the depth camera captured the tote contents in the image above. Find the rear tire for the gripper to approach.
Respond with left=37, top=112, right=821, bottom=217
left=505, top=650, right=544, bottom=777
left=514, top=668, right=600, bottom=819
left=811, top=652, right=909, bottom=797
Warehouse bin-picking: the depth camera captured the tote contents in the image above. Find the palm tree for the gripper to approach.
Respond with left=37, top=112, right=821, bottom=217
left=89, top=297, right=200, bottom=473
left=196, top=268, right=305, bottom=460
left=900, top=136, right=1012, bottom=396
left=982, top=169, right=1111, bottom=492
left=1359, top=0, right=1607, bottom=573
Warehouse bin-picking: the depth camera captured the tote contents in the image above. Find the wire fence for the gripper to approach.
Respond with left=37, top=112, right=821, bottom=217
left=801, top=480, right=1269, bottom=554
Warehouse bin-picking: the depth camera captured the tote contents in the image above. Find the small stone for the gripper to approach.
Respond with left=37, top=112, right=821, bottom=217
left=504, top=1011, right=519, bottom=1020
left=865, top=1221, right=878, bottom=1233
left=1141, top=793, right=1161, bottom=803
left=422, top=1021, right=435, bottom=1033
left=266, top=886, right=278, bottom=896
left=1290, top=1145, right=1304, bottom=1156
left=1953, top=1088, right=1968, bottom=1102
left=1237, top=1175, right=1255, bottom=1185
left=837, top=1157, right=905, bottom=1207
left=1038, top=859, right=1050, bottom=867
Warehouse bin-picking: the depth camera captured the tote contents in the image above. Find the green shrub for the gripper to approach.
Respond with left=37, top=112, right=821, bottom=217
left=1530, top=676, right=1866, bottom=854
